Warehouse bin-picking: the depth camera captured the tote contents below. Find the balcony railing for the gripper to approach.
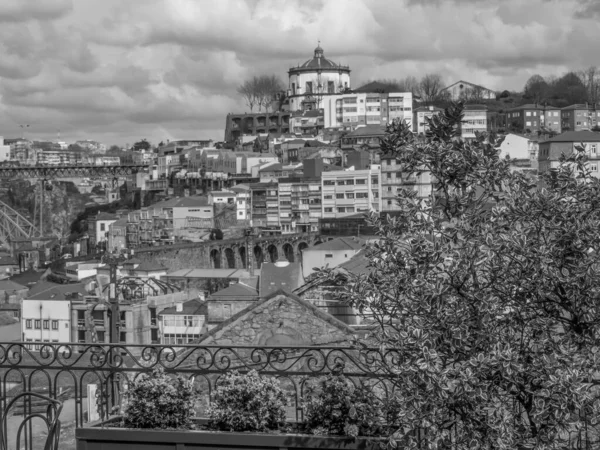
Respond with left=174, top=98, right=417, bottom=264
left=0, top=342, right=394, bottom=430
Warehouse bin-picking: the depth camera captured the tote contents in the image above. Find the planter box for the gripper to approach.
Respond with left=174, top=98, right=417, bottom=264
left=76, top=417, right=388, bottom=450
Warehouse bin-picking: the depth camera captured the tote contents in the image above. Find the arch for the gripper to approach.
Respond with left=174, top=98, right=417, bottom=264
left=243, top=117, right=254, bottom=129
left=297, top=241, right=309, bottom=255
left=224, top=248, right=235, bottom=269
left=239, top=246, right=247, bottom=268
left=282, top=243, right=294, bottom=262
left=314, top=239, right=324, bottom=246
left=210, top=249, right=221, bottom=269
left=267, top=244, right=278, bottom=263
left=253, top=246, right=264, bottom=269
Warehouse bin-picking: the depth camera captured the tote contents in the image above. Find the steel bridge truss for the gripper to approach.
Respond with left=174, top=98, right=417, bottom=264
left=0, top=163, right=149, bottom=179
left=0, top=200, right=40, bottom=247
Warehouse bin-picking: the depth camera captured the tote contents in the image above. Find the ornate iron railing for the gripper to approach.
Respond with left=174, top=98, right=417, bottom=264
left=0, top=342, right=395, bottom=428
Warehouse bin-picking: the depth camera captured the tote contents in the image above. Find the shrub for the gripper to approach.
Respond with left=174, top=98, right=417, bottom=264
left=207, top=370, right=287, bottom=432
left=303, top=369, right=385, bottom=438
left=122, top=367, right=196, bottom=430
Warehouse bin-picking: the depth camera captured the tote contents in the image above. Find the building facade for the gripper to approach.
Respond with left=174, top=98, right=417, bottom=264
left=461, top=105, right=499, bottom=139
left=413, top=106, right=443, bottom=134
left=323, top=91, right=413, bottom=130
left=561, top=104, right=600, bottom=132
left=380, top=155, right=433, bottom=210
left=538, top=131, right=600, bottom=178
left=441, top=80, right=496, bottom=101
left=224, top=112, right=291, bottom=142
left=321, top=166, right=382, bottom=219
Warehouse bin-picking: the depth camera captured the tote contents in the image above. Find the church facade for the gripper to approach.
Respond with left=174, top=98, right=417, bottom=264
left=287, top=44, right=351, bottom=112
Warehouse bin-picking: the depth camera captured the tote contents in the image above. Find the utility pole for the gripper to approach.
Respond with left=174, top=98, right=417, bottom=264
left=101, top=253, right=127, bottom=343
left=245, top=227, right=255, bottom=277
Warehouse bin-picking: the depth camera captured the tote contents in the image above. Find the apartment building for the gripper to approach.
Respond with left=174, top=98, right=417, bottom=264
left=230, top=184, right=250, bottom=220
left=561, top=104, right=600, bottom=132
left=461, top=105, right=499, bottom=139
left=249, top=182, right=280, bottom=230
left=505, top=104, right=561, bottom=134
left=413, top=106, right=444, bottom=134
left=538, top=131, right=600, bottom=178
left=321, top=166, right=382, bottom=219
left=89, top=212, right=119, bottom=246
left=322, top=90, right=413, bottom=130
left=278, top=177, right=322, bottom=233
left=380, top=155, right=433, bottom=210
left=158, top=299, right=207, bottom=345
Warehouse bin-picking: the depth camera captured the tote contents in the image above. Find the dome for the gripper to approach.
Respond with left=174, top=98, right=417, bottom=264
left=296, top=44, right=343, bottom=71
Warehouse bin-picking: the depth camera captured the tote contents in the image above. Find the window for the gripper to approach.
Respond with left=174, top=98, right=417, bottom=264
left=43, top=320, right=49, bottom=330
left=526, top=111, right=531, bottom=116
left=338, top=207, right=346, bottom=213
left=387, top=200, right=393, bottom=205
left=591, top=164, right=598, bottom=171
left=356, top=192, right=369, bottom=198
left=324, top=195, right=333, bottom=200
left=306, top=81, right=313, bottom=93
left=34, top=320, right=41, bottom=329
left=291, top=83, right=296, bottom=95
left=335, top=193, right=344, bottom=199
left=386, top=173, right=392, bottom=179
left=26, top=319, right=31, bottom=329
left=387, top=187, right=392, bottom=192
left=346, top=193, right=354, bottom=199
left=100, top=223, right=105, bottom=231
left=238, top=211, right=243, bottom=216
left=371, top=177, right=378, bottom=184
left=323, top=180, right=335, bottom=185
left=328, top=81, right=334, bottom=93
left=325, top=254, right=333, bottom=258
left=356, top=179, right=366, bottom=184
left=592, top=145, right=597, bottom=155
left=343, top=97, right=357, bottom=104
left=526, top=121, right=531, bottom=126
left=324, top=207, right=333, bottom=213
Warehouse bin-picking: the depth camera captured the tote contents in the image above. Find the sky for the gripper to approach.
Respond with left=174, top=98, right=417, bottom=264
left=0, top=0, right=597, bottom=146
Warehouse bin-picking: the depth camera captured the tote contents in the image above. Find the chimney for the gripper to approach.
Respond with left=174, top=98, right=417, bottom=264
left=176, top=302, right=183, bottom=312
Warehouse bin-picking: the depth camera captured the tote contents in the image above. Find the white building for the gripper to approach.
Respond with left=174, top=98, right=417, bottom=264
left=498, top=133, right=532, bottom=160
left=230, top=185, right=250, bottom=220
left=64, top=261, right=104, bottom=281
left=91, top=212, right=118, bottom=245
left=413, top=106, right=444, bottom=134
left=321, top=165, right=382, bottom=219
left=322, top=90, right=413, bottom=130
left=21, top=282, right=89, bottom=348
left=0, top=137, right=11, bottom=162
left=208, top=190, right=236, bottom=205
left=158, top=299, right=206, bottom=345
left=287, top=44, right=351, bottom=112
left=441, top=80, right=496, bottom=101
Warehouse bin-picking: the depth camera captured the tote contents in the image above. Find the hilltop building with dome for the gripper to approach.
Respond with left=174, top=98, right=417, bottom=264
left=287, top=44, right=351, bottom=112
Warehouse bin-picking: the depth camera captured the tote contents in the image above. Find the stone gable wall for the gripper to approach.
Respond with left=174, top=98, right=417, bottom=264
left=202, top=294, right=352, bottom=346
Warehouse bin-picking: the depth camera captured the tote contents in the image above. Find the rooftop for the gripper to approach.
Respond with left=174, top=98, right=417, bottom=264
left=167, top=268, right=259, bottom=279
left=308, top=237, right=365, bottom=252
left=134, top=261, right=167, bottom=272
left=345, top=125, right=386, bottom=138
left=94, top=212, right=118, bottom=221
left=154, top=196, right=210, bottom=209
left=542, top=130, right=600, bottom=143
left=158, top=299, right=207, bottom=316
left=208, top=282, right=259, bottom=301
left=26, top=281, right=89, bottom=301
left=0, top=280, right=27, bottom=291
left=292, top=45, right=349, bottom=72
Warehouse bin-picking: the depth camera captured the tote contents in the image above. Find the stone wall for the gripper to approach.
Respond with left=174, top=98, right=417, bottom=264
left=201, top=293, right=353, bottom=346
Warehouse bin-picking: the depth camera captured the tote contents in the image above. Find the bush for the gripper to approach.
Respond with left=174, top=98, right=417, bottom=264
left=303, top=368, right=385, bottom=438
left=207, top=370, right=286, bottom=432
left=122, top=367, right=196, bottom=430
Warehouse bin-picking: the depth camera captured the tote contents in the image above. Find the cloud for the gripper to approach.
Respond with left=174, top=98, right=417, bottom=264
left=0, top=0, right=73, bottom=22
left=0, top=0, right=596, bottom=145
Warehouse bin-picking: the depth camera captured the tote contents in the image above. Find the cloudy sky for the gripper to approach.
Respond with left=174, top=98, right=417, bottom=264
left=0, top=0, right=596, bottom=146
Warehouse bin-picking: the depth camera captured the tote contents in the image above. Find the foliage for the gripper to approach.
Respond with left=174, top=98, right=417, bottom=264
left=319, top=102, right=600, bottom=449
left=303, top=365, right=386, bottom=438
left=133, top=139, right=151, bottom=151
left=207, top=370, right=286, bottom=432
left=122, top=367, right=196, bottom=430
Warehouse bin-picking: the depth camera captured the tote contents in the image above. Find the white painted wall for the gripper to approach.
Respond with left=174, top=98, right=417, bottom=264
left=22, top=299, right=71, bottom=345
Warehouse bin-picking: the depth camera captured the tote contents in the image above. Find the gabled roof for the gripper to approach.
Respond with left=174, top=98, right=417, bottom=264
left=26, top=281, right=89, bottom=301
left=209, top=190, right=236, bottom=196
left=259, top=163, right=282, bottom=173
left=197, top=291, right=354, bottom=343
left=506, top=103, right=545, bottom=111
left=94, top=212, right=118, bottom=221
left=542, top=130, right=600, bottom=143
left=10, top=270, right=44, bottom=286
left=154, top=196, right=210, bottom=208
left=208, top=283, right=259, bottom=301
left=561, top=104, right=592, bottom=111
left=259, top=262, right=304, bottom=298
left=337, top=250, right=371, bottom=275
left=158, top=299, right=207, bottom=316
left=442, top=80, right=494, bottom=93
left=307, top=237, right=365, bottom=252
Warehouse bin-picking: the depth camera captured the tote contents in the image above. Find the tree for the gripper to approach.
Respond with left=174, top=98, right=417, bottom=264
left=133, top=139, right=151, bottom=151
left=321, top=104, right=600, bottom=449
left=237, top=75, right=283, bottom=112
left=523, top=74, right=549, bottom=104
left=67, top=144, right=84, bottom=153
left=419, top=73, right=444, bottom=104
left=578, top=66, right=600, bottom=105
left=108, top=145, right=121, bottom=153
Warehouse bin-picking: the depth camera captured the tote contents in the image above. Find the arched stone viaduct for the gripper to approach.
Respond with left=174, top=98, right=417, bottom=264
left=134, top=233, right=327, bottom=271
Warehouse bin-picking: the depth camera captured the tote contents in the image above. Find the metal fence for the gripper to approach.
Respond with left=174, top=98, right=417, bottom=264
left=0, top=342, right=393, bottom=428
